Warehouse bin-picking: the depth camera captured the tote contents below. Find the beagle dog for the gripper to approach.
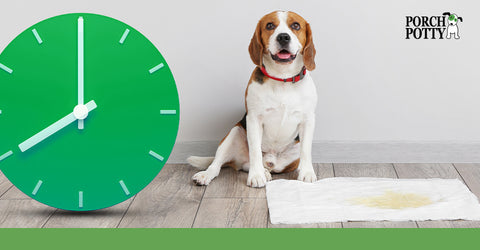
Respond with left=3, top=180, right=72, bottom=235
left=443, top=12, right=463, bottom=39
left=188, top=11, right=317, bottom=188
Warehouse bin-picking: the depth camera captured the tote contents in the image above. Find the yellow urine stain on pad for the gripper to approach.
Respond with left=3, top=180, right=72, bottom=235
left=351, top=190, right=433, bottom=209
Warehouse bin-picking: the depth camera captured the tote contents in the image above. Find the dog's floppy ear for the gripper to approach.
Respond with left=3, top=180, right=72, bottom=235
left=303, top=22, right=316, bottom=71
left=442, top=12, right=451, bottom=16
left=249, top=21, right=264, bottom=66
left=458, top=17, right=463, bottom=22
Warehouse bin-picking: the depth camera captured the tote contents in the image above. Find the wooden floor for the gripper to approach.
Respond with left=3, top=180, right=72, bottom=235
left=1, top=163, right=480, bottom=228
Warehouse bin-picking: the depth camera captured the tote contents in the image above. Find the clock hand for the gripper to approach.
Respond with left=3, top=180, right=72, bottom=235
left=78, top=16, right=85, bottom=130
left=18, top=100, right=97, bottom=152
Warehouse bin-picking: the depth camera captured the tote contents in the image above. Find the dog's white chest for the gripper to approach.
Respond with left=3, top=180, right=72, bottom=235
left=261, top=103, right=301, bottom=150
left=247, top=76, right=317, bottom=152
left=263, top=95, right=302, bottom=127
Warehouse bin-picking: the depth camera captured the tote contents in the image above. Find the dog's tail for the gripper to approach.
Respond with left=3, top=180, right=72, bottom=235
left=187, top=156, right=215, bottom=170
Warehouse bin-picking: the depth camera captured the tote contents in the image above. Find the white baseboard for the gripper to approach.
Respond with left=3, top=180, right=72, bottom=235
left=167, top=141, right=480, bottom=163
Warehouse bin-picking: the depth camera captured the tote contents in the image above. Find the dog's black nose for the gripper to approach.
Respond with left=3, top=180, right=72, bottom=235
left=277, top=33, right=291, bottom=46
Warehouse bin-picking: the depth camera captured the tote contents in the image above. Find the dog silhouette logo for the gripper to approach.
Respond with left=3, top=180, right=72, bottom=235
left=443, top=12, right=463, bottom=39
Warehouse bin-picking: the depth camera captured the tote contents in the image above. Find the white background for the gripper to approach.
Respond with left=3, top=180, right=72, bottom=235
left=1, top=0, right=479, bottom=145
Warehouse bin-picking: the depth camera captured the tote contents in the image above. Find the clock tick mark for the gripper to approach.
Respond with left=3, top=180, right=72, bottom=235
left=32, top=180, right=43, bottom=196
left=160, top=110, right=177, bottom=115
left=149, top=63, right=164, bottom=74
left=119, top=180, right=131, bottom=195
left=0, top=63, right=13, bottom=74
left=0, top=150, right=13, bottom=162
left=32, top=29, right=43, bottom=44
left=119, top=28, right=130, bottom=44
left=149, top=150, right=164, bottom=161
left=79, top=191, right=84, bottom=208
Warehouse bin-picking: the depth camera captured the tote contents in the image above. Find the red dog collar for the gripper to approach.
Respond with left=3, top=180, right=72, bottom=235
left=260, top=66, right=307, bottom=83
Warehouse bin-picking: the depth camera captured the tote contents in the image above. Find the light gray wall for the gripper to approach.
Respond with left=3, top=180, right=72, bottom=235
left=1, top=0, right=479, bottom=143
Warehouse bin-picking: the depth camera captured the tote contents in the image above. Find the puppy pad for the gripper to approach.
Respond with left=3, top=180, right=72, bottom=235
left=266, top=178, right=480, bottom=224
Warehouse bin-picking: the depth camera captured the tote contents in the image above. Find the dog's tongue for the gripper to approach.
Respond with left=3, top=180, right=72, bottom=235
left=277, top=51, right=291, bottom=59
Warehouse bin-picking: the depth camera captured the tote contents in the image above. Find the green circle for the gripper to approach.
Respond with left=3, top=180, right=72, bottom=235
left=0, top=13, right=180, bottom=211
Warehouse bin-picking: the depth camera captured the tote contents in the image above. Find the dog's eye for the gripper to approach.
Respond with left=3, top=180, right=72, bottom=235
left=266, top=23, right=276, bottom=30
left=291, top=22, right=300, bottom=30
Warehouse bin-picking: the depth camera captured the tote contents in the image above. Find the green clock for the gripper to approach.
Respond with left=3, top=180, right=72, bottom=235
left=0, top=13, right=180, bottom=211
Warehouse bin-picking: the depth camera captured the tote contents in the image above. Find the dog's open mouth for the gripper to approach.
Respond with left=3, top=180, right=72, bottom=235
left=271, top=50, right=296, bottom=63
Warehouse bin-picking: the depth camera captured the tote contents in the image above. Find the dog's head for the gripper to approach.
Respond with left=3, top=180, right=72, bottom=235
left=443, top=12, right=463, bottom=26
left=249, top=11, right=316, bottom=71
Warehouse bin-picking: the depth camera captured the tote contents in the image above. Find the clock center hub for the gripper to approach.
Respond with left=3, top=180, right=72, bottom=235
left=73, top=104, right=89, bottom=119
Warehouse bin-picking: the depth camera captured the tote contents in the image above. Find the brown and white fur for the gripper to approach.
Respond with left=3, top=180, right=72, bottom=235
left=188, top=11, right=317, bottom=188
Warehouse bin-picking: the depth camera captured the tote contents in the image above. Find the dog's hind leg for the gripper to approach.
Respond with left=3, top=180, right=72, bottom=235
left=192, top=125, right=248, bottom=185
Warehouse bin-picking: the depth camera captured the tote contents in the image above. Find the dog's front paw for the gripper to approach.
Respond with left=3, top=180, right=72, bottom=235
left=192, top=171, right=213, bottom=186
left=247, top=171, right=267, bottom=188
left=264, top=168, right=272, bottom=182
left=298, top=169, right=317, bottom=183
